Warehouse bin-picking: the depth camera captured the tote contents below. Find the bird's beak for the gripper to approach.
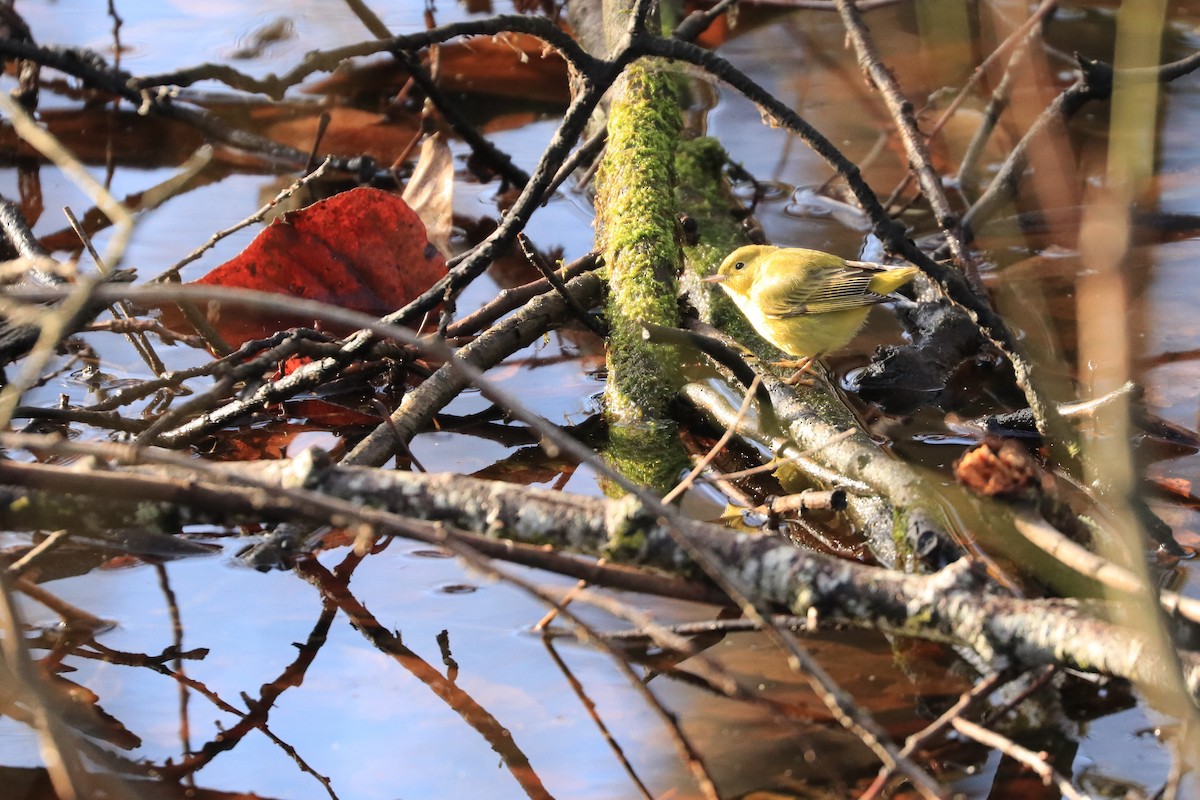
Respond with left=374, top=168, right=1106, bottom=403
left=701, top=274, right=726, bottom=284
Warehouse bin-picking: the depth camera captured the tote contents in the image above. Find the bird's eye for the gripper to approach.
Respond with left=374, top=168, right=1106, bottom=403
left=733, top=261, right=745, bottom=270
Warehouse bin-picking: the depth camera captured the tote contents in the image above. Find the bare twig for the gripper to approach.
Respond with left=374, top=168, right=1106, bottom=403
left=445, top=252, right=599, bottom=338
left=952, top=717, right=1090, bottom=800
left=155, top=157, right=333, bottom=282
left=344, top=271, right=603, bottom=466
left=65, top=206, right=166, bottom=376
left=5, top=530, right=72, bottom=579
left=862, top=670, right=1012, bottom=799
left=518, top=233, right=605, bottom=335
left=663, top=374, right=760, bottom=504
left=961, top=51, right=1200, bottom=244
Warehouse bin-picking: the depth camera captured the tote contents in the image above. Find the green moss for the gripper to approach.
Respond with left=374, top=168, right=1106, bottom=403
left=595, top=61, right=688, bottom=490
left=892, top=507, right=915, bottom=567
left=675, top=138, right=743, bottom=258
left=899, top=607, right=935, bottom=636
left=674, top=138, right=754, bottom=335
left=604, top=419, right=689, bottom=498
left=596, top=64, right=682, bottom=408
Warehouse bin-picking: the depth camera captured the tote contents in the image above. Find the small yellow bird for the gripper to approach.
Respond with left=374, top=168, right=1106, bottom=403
left=704, top=245, right=918, bottom=379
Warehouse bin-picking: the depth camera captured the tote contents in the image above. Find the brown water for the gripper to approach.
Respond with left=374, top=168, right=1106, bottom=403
left=3, top=1, right=1200, bottom=798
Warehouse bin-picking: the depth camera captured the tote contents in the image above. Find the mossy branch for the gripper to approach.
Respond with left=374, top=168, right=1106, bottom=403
left=595, top=61, right=689, bottom=492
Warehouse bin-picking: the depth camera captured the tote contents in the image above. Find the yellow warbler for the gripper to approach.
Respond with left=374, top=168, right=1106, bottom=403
left=704, top=244, right=918, bottom=364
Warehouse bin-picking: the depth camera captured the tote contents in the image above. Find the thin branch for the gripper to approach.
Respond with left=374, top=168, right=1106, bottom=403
left=396, top=50, right=532, bottom=188
left=379, top=71, right=613, bottom=328
left=862, top=670, right=1012, bottom=799
left=65, top=206, right=166, bottom=376
left=125, top=16, right=597, bottom=98
left=155, top=157, right=333, bottom=282
left=5, top=530, right=72, bottom=579
left=663, top=374, right=761, bottom=505
left=517, top=233, right=605, bottom=335
left=951, top=717, right=1090, bottom=800
left=445, top=252, right=599, bottom=338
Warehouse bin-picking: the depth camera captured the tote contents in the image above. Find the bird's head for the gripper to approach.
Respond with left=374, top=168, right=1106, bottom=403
left=702, top=245, right=777, bottom=297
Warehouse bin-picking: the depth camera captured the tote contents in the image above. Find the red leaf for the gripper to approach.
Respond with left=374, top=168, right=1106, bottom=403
left=172, top=187, right=447, bottom=346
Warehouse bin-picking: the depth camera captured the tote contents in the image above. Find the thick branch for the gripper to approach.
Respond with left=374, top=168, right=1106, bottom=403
left=1, top=453, right=1191, bottom=696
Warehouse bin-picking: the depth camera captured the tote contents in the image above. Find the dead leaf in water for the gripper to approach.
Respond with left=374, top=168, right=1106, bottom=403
left=308, top=32, right=570, bottom=105
left=165, top=187, right=446, bottom=346
left=402, top=133, right=455, bottom=256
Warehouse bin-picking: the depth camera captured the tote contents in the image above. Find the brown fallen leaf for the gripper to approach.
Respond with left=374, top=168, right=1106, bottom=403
left=307, top=32, right=570, bottom=106
left=402, top=132, right=455, bottom=256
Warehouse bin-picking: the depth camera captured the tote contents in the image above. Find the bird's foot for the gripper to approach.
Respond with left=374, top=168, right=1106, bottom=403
left=771, top=356, right=819, bottom=385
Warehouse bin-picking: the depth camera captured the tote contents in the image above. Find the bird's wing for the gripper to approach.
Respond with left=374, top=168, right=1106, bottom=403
left=755, top=264, right=885, bottom=318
